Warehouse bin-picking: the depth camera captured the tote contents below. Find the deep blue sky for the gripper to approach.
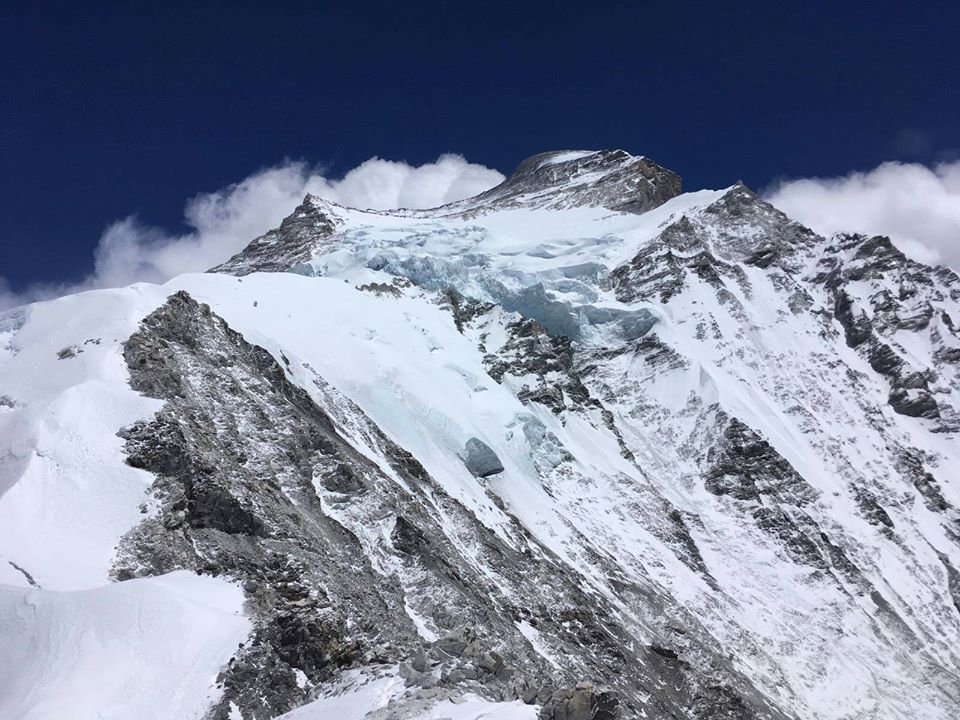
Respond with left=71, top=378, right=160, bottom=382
left=2, top=1, right=957, bottom=291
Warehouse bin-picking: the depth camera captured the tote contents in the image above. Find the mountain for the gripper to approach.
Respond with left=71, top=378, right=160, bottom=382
left=1, top=149, right=959, bottom=720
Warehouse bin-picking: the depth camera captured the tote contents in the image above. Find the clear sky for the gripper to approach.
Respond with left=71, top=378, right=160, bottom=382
left=2, top=1, right=958, bottom=294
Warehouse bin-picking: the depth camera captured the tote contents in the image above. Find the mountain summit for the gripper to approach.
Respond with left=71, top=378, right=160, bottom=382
left=462, top=149, right=682, bottom=213
left=2, top=150, right=959, bottom=720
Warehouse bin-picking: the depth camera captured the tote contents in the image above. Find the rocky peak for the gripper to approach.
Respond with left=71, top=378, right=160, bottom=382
left=699, top=181, right=821, bottom=266
left=459, top=148, right=682, bottom=214
left=211, top=195, right=343, bottom=276
left=609, top=182, right=822, bottom=304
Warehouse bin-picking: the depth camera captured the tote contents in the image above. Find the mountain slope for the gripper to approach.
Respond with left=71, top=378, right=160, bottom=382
left=1, top=150, right=958, bottom=720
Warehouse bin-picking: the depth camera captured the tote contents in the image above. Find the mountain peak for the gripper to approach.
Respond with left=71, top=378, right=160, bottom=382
left=460, top=148, right=682, bottom=214
left=5, top=144, right=960, bottom=720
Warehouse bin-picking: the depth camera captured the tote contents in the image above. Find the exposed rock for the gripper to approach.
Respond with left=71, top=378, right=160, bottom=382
left=110, top=291, right=793, bottom=720
left=212, top=196, right=342, bottom=276
left=889, top=387, right=940, bottom=418
left=539, top=684, right=619, bottom=720
left=833, top=290, right=872, bottom=348
left=705, top=418, right=817, bottom=506
left=483, top=317, right=593, bottom=414
left=462, top=149, right=681, bottom=215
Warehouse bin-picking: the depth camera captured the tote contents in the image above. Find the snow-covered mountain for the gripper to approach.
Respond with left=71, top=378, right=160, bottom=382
left=2, top=149, right=959, bottom=720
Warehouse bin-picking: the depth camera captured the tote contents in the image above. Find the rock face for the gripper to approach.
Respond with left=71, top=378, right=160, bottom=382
left=809, top=232, right=959, bottom=427
left=211, top=196, right=342, bottom=276
left=539, top=683, right=618, bottom=720
left=462, top=149, right=682, bottom=214
left=2, top=149, right=960, bottom=720
left=111, top=290, right=791, bottom=720
left=117, top=291, right=415, bottom=716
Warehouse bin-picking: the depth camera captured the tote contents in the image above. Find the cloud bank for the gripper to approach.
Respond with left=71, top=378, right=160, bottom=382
left=765, top=160, right=960, bottom=269
left=0, top=154, right=504, bottom=310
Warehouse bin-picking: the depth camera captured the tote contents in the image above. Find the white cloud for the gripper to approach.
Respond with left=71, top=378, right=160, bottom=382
left=765, top=160, right=960, bottom=269
left=315, top=154, right=505, bottom=211
left=0, top=154, right=504, bottom=310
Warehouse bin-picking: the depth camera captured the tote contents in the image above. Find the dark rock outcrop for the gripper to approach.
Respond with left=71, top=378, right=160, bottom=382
left=212, top=196, right=341, bottom=276
left=464, top=149, right=681, bottom=215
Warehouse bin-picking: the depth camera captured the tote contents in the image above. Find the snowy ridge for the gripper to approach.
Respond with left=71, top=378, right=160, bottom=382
left=0, top=572, right=249, bottom=720
left=1, top=149, right=959, bottom=720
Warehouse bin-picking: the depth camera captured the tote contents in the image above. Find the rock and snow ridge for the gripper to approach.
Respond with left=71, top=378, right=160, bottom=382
left=1, top=149, right=959, bottom=720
